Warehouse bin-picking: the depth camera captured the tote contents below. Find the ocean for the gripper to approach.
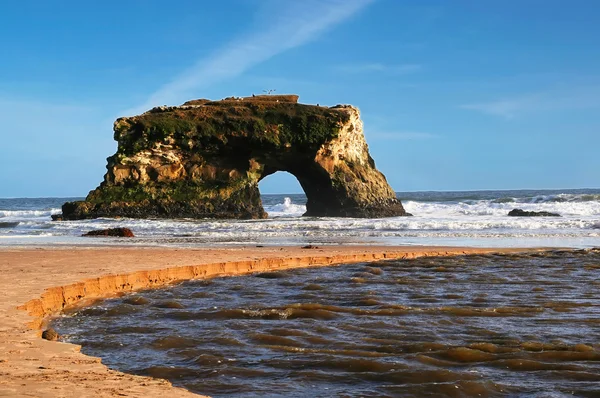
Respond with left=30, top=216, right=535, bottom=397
left=1, top=188, right=599, bottom=248
left=14, top=188, right=597, bottom=397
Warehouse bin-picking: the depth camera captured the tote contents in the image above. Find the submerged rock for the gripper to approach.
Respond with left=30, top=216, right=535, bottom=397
left=58, top=95, right=407, bottom=220
left=82, top=227, right=135, bottom=237
left=41, top=328, right=59, bottom=341
left=508, top=209, right=561, bottom=217
left=123, top=296, right=150, bottom=305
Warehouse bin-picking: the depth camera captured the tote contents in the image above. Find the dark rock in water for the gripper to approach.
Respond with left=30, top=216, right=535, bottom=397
left=255, top=271, right=287, bottom=279
left=41, top=328, right=59, bottom=341
left=59, top=94, right=408, bottom=220
left=50, top=214, right=63, bottom=221
left=82, top=227, right=135, bottom=237
left=508, top=209, right=561, bottom=217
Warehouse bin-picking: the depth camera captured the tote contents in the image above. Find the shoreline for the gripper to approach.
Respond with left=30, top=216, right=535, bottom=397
left=0, top=245, right=542, bottom=397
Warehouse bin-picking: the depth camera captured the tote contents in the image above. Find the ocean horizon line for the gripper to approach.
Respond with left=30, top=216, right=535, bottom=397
left=2, top=186, right=600, bottom=200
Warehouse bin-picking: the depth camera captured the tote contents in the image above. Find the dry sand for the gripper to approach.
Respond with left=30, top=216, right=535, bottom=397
left=0, top=245, right=536, bottom=397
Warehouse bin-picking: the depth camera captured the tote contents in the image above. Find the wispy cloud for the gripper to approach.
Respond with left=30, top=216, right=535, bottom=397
left=461, top=85, right=600, bottom=119
left=125, top=0, right=375, bottom=115
left=368, top=131, right=437, bottom=141
left=335, top=63, right=422, bottom=74
left=460, top=95, right=543, bottom=119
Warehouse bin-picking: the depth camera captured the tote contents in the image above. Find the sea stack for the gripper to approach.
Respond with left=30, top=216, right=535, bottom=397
left=59, top=95, right=407, bottom=220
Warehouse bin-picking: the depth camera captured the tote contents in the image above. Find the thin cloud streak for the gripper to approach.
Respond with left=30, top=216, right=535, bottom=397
left=368, top=131, right=437, bottom=141
left=461, top=85, right=600, bottom=118
left=125, top=0, right=375, bottom=116
left=460, top=95, right=543, bottom=119
left=336, top=63, right=422, bottom=74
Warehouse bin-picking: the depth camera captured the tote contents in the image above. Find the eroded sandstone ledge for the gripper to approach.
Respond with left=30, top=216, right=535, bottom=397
left=59, top=94, right=407, bottom=220
left=20, top=249, right=483, bottom=329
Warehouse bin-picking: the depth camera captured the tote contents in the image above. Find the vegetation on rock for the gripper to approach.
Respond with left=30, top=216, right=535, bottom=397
left=59, top=95, right=407, bottom=220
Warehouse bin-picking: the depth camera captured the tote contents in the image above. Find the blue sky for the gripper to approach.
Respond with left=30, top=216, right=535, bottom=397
left=1, top=0, right=599, bottom=197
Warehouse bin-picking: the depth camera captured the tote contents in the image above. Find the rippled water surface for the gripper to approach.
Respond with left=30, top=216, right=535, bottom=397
left=53, top=250, right=600, bottom=397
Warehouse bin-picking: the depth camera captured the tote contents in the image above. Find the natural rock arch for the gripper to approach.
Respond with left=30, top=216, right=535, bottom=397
left=59, top=95, right=408, bottom=220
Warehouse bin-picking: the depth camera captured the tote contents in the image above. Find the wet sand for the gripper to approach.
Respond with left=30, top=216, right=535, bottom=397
left=0, top=245, right=534, bottom=397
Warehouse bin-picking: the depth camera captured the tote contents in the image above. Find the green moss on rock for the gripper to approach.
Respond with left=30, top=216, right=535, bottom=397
left=59, top=95, right=407, bottom=220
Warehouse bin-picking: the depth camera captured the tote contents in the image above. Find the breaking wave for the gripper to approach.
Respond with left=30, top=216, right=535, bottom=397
left=0, top=209, right=61, bottom=218
left=0, top=189, right=598, bottom=248
left=263, top=197, right=306, bottom=218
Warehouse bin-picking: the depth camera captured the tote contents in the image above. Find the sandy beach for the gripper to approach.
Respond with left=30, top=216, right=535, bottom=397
left=0, top=245, right=538, bottom=397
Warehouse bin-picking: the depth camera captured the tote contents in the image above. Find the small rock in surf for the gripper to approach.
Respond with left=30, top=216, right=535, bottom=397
left=82, top=227, right=135, bottom=237
left=41, top=328, right=60, bottom=341
left=508, top=209, right=561, bottom=217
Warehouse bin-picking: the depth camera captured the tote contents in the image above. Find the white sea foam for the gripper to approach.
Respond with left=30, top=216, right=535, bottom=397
left=263, top=197, right=306, bottom=218
left=403, top=199, right=600, bottom=217
left=0, top=209, right=61, bottom=219
left=0, top=191, right=598, bottom=248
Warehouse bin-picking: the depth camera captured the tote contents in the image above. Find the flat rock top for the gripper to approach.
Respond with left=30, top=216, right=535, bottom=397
left=182, top=94, right=300, bottom=106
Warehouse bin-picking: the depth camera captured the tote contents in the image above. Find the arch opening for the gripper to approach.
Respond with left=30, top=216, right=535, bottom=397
left=256, top=160, right=353, bottom=218
left=258, top=171, right=306, bottom=218
left=258, top=171, right=303, bottom=195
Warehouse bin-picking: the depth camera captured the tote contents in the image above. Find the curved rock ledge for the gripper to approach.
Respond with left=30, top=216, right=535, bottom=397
left=1, top=246, right=536, bottom=397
